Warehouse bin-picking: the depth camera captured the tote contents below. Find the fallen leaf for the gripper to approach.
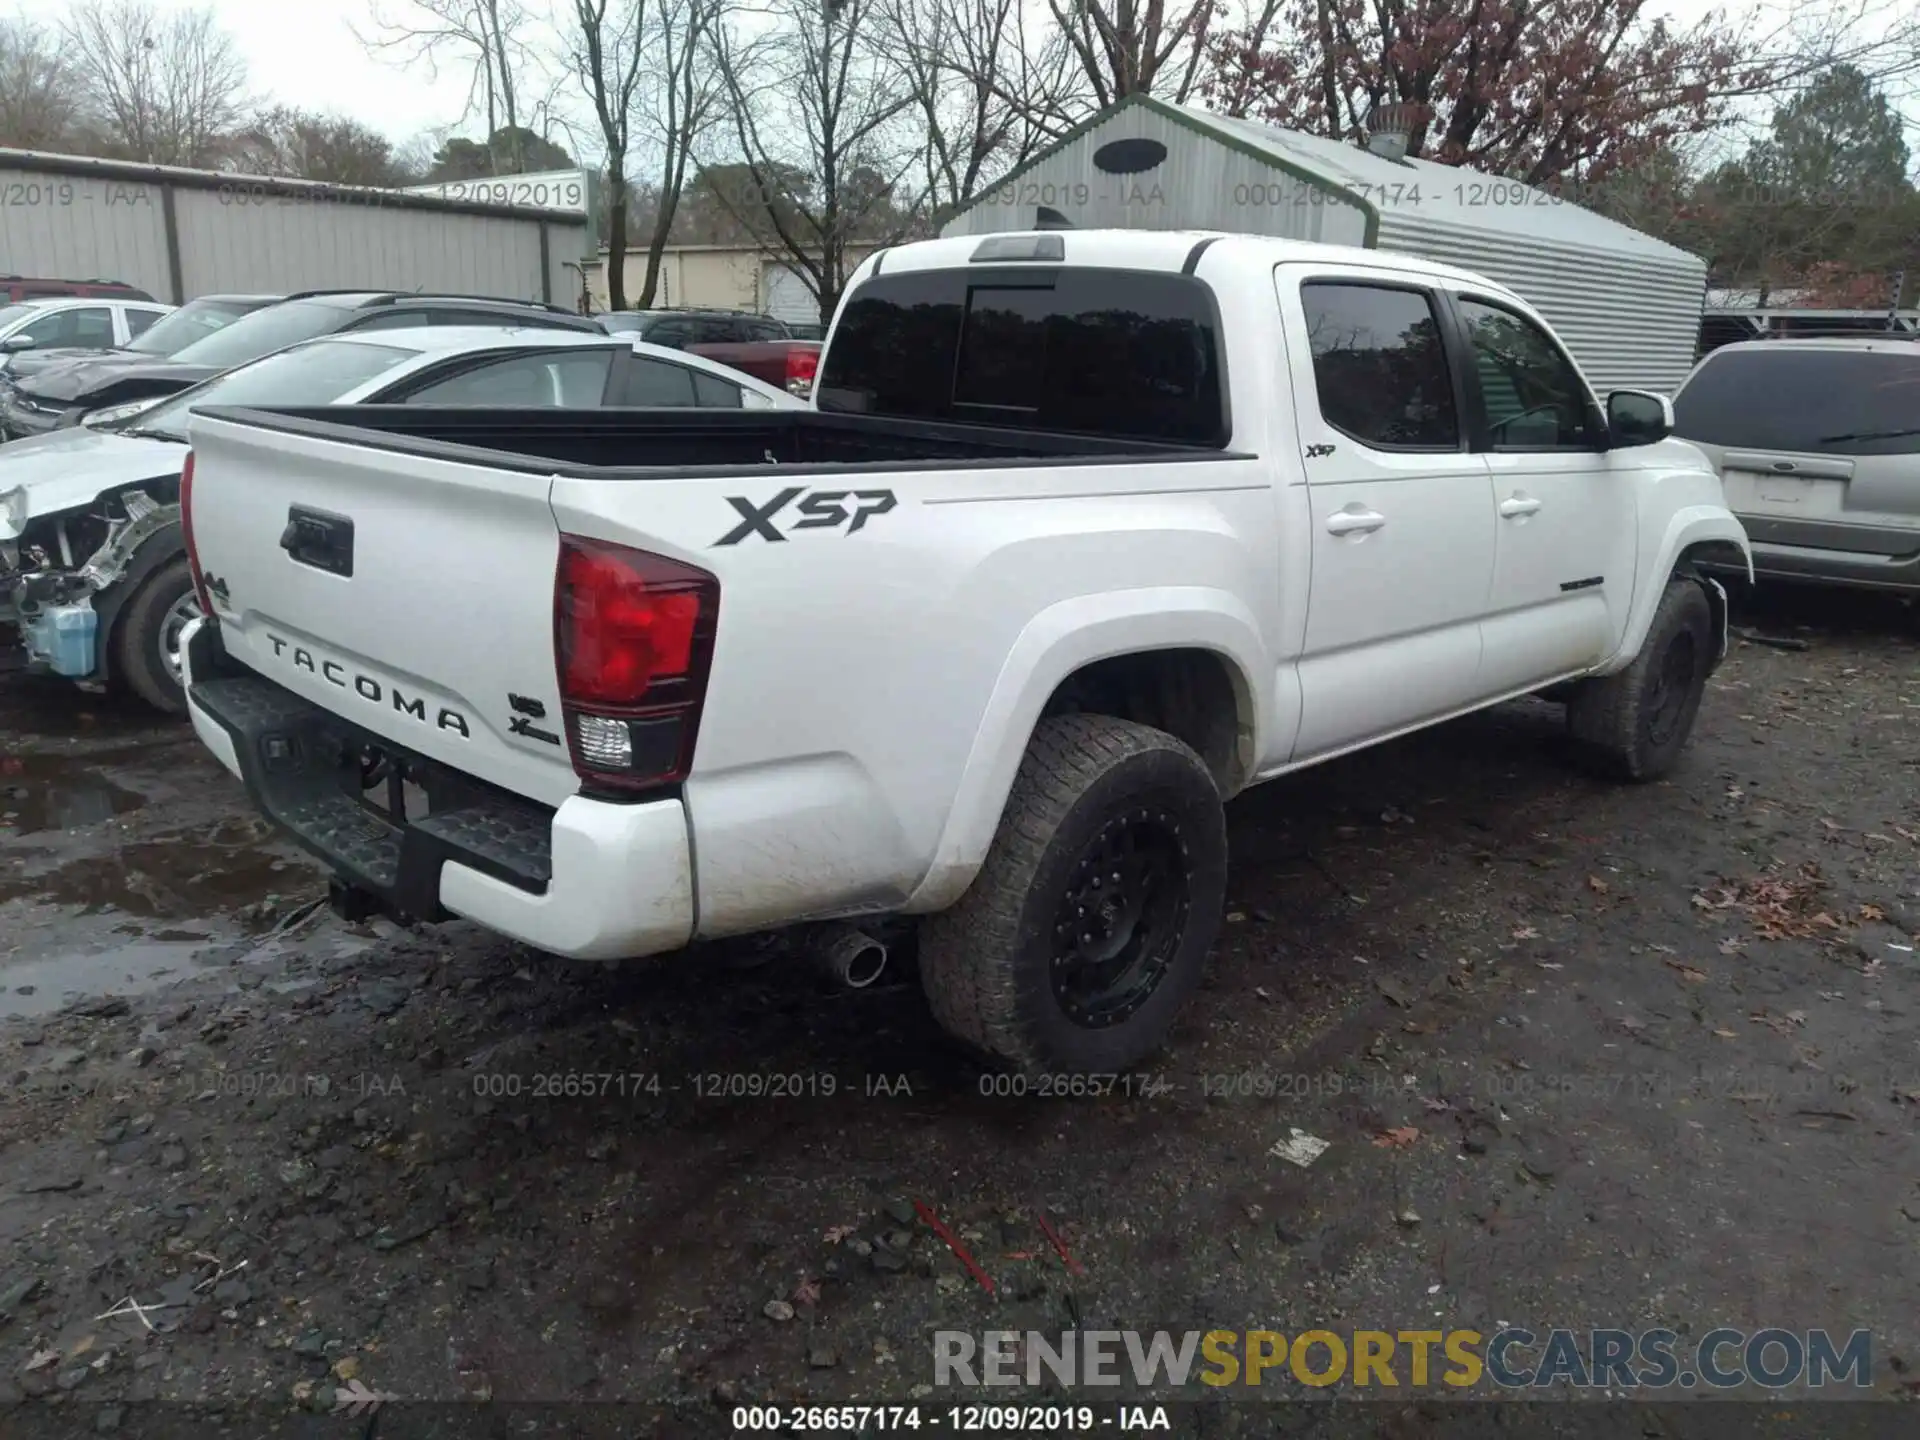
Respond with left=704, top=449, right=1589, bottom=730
left=1859, top=904, right=1885, bottom=922
left=1664, top=960, right=1709, bottom=984
left=1717, top=937, right=1745, bottom=955
left=1372, top=1126, right=1420, bottom=1149
left=1809, top=912, right=1840, bottom=930
left=1712, top=1028, right=1737, bottom=1039
left=823, top=1224, right=857, bottom=1246
left=332, top=1356, right=360, bottom=1381
left=24, top=1349, right=59, bottom=1372
left=1587, top=875, right=1610, bottom=895
left=792, top=1276, right=822, bottom=1307
left=1421, top=1096, right=1453, bottom=1113
left=1511, top=924, right=1540, bottom=940
left=1402, top=1020, right=1438, bottom=1035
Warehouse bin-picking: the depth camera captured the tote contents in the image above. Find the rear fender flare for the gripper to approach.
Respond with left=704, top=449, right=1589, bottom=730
left=902, top=587, right=1267, bottom=914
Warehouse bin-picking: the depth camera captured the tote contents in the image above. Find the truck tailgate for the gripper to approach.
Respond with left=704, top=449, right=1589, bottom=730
left=185, top=413, right=577, bottom=808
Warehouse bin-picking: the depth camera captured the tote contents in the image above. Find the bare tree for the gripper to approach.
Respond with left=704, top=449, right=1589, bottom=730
left=1043, top=0, right=1219, bottom=111
left=0, top=16, right=86, bottom=151
left=357, top=0, right=542, bottom=172
left=567, top=0, right=646, bottom=308
left=883, top=0, right=1080, bottom=223
left=713, top=0, right=923, bottom=323
left=630, top=0, right=726, bottom=308
left=231, top=106, right=412, bottom=185
left=61, top=0, right=249, bottom=167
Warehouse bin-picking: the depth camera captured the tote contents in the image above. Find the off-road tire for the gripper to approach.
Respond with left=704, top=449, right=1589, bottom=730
left=1567, top=576, right=1713, bottom=782
left=113, top=558, right=196, bottom=716
left=918, top=714, right=1228, bottom=1074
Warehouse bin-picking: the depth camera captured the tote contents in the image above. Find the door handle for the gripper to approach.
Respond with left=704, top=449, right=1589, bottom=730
left=1326, top=507, right=1386, bottom=537
left=1498, top=494, right=1542, bottom=518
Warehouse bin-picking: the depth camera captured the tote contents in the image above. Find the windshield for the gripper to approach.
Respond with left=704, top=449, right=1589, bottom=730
left=124, top=299, right=260, bottom=357
left=127, top=338, right=420, bottom=441
left=167, top=298, right=357, bottom=369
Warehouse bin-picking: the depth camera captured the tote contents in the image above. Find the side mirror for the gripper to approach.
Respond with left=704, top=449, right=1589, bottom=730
left=1606, top=389, right=1673, bottom=447
left=1, top=334, right=35, bottom=352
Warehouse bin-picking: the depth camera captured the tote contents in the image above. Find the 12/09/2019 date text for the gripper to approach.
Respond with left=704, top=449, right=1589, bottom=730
left=730, top=1403, right=1170, bottom=1430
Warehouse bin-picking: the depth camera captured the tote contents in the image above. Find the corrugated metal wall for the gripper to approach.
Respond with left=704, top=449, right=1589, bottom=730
left=170, top=190, right=561, bottom=300
left=0, top=164, right=172, bottom=295
left=1358, top=214, right=1703, bottom=396
left=943, top=107, right=1370, bottom=246
left=1, top=158, right=587, bottom=305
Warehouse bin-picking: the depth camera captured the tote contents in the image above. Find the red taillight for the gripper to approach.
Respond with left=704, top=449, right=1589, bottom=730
left=786, top=347, right=819, bottom=383
left=180, top=450, right=214, bottom=615
left=554, top=536, right=719, bottom=789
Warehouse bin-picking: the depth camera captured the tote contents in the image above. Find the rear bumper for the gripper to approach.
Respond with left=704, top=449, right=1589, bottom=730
left=182, top=618, right=694, bottom=961
left=1698, top=515, right=1920, bottom=595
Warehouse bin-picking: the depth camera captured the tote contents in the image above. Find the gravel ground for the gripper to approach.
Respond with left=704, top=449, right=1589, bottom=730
left=0, top=588, right=1917, bottom=1436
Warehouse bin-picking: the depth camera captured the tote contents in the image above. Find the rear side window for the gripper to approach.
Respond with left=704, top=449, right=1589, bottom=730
left=1299, top=282, right=1458, bottom=449
left=1674, top=349, right=1920, bottom=456
left=624, top=356, right=698, bottom=405
left=691, top=370, right=743, bottom=407
left=125, top=308, right=162, bottom=338
left=817, top=267, right=1226, bottom=446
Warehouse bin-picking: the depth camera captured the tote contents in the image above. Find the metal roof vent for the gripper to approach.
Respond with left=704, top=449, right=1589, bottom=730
left=1364, top=103, right=1426, bottom=163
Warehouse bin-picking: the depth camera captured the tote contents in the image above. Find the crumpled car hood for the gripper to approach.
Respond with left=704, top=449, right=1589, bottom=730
left=16, top=356, right=215, bottom=405
left=1, top=346, right=135, bottom=382
left=0, top=427, right=186, bottom=541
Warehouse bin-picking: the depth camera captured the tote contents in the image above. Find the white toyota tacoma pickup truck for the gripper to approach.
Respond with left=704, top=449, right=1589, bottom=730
left=177, top=230, right=1750, bottom=1073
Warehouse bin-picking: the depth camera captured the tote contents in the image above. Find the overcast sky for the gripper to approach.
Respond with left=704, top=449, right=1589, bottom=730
left=7, top=0, right=1878, bottom=154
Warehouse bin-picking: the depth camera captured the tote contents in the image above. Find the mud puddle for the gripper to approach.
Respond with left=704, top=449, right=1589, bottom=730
left=0, top=750, right=151, bottom=832
left=0, top=818, right=319, bottom=917
left=0, top=937, right=214, bottom=1018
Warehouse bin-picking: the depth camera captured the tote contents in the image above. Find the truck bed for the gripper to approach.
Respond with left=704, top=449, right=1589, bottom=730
left=193, top=405, right=1230, bottom=478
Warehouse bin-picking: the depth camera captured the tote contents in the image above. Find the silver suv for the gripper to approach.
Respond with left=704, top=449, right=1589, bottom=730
left=1673, top=336, right=1920, bottom=594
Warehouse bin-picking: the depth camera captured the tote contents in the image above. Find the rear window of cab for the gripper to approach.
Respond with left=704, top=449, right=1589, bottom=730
left=816, top=267, right=1228, bottom=447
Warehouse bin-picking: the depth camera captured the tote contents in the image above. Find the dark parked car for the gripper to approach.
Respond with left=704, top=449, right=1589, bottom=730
left=2, top=291, right=600, bottom=436
left=0, top=295, right=279, bottom=393
left=0, top=275, right=157, bottom=303
left=595, top=308, right=792, bottom=347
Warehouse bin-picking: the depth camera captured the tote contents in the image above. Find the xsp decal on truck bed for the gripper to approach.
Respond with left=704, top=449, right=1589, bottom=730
left=715, top=487, right=898, bottom=545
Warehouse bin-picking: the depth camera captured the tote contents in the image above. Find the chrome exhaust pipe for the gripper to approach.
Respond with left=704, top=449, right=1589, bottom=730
left=817, top=925, right=889, bottom=989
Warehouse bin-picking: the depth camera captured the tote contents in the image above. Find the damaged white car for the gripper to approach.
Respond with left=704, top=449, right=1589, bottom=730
left=1, top=325, right=801, bottom=713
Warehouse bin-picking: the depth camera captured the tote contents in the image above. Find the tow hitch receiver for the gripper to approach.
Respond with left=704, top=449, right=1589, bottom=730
left=328, top=876, right=383, bottom=924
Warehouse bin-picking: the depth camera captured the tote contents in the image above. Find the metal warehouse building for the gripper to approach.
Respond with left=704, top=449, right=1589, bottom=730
left=941, top=97, right=1708, bottom=395
left=0, top=149, right=592, bottom=307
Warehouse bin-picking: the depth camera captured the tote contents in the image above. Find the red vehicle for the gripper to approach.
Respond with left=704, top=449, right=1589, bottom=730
left=1, top=275, right=157, bottom=303
left=685, top=338, right=822, bottom=398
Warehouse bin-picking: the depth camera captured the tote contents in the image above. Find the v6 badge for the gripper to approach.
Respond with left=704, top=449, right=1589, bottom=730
left=715, top=486, right=897, bottom=545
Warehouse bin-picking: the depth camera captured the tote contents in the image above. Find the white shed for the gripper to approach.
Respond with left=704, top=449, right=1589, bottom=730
left=940, top=97, right=1708, bottom=395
